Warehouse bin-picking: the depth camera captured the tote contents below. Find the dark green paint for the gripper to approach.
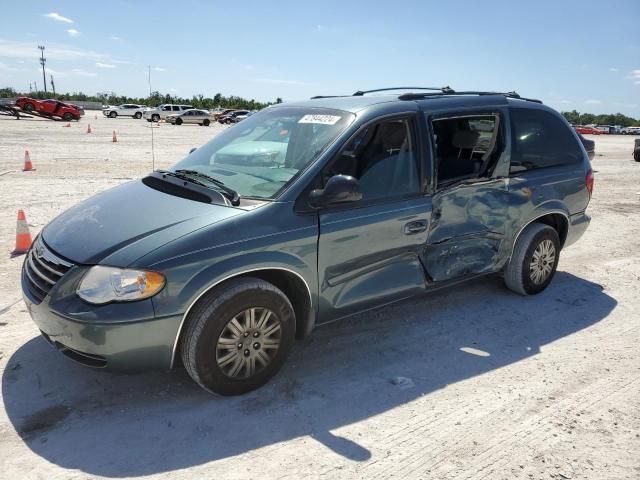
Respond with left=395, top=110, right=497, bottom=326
left=22, top=94, right=592, bottom=371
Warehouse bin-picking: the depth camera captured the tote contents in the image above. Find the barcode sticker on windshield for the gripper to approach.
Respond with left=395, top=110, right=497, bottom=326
left=298, top=114, right=341, bottom=125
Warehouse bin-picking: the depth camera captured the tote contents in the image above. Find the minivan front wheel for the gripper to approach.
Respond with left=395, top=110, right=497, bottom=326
left=180, top=277, right=295, bottom=395
left=504, top=223, right=560, bottom=295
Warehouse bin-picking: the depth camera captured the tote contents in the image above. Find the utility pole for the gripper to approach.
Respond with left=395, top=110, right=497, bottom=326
left=50, top=75, right=56, bottom=96
left=38, top=45, right=47, bottom=94
left=29, top=82, right=32, bottom=93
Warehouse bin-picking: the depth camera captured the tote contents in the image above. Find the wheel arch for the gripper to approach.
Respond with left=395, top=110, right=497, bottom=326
left=509, top=208, right=570, bottom=260
left=170, top=267, right=314, bottom=368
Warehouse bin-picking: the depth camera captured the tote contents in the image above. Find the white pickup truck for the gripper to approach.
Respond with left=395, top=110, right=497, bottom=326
left=143, top=104, right=194, bottom=122
left=102, top=104, right=147, bottom=119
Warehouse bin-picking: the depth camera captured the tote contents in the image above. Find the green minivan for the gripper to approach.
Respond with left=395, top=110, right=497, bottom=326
left=22, top=88, right=593, bottom=395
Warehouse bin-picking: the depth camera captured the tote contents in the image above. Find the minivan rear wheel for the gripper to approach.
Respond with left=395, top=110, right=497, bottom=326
left=504, top=223, right=560, bottom=295
left=180, top=277, right=295, bottom=396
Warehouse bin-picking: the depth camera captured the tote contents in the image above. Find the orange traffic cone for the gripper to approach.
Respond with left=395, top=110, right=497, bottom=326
left=87, top=124, right=92, bottom=134
left=14, top=210, right=32, bottom=255
left=112, top=130, right=117, bottom=142
left=23, top=149, right=35, bottom=171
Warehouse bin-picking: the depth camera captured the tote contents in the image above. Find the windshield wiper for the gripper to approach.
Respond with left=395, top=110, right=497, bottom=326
left=175, top=169, right=240, bottom=205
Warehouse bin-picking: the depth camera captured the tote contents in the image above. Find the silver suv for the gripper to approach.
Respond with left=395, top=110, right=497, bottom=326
left=143, top=104, right=195, bottom=122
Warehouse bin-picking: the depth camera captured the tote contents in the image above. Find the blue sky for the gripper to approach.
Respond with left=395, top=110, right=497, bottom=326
left=1, top=0, right=638, bottom=115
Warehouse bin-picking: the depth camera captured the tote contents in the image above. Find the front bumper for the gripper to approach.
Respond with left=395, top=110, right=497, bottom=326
left=21, top=263, right=182, bottom=371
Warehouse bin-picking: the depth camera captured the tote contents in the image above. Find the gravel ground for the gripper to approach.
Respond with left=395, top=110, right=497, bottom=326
left=0, top=112, right=639, bottom=480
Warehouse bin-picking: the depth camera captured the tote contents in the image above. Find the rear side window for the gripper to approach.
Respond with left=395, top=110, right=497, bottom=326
left=510, top=108, right=583, bottom=173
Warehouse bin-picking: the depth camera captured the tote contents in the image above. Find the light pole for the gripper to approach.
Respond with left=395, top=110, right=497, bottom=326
left=50, top=75, right=55, bottom=96
left=38, top=45, right=47, bottom=94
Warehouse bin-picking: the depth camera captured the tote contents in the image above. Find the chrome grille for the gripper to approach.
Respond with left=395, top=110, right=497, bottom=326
left=23, top=237, right=73, bottom=304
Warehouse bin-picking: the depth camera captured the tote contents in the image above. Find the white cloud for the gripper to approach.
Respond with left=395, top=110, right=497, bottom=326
left=630, top=69, right=640, bottom=84
left=71, top=68, right=97, bottom=77
left=110, top=36, right=121, bottom=41
left=253, top=77, right=309, bottom=86
left=609, top=67, right=619, bottom=72
left=559, top=100, right=572, bottom=104
left=585, top=99, right=602, bottom=105
left=96, top=62, right=116, bottom=69
left=316, top=25, right=324, bottom=31
left=169, top=88, right=179, bottom=93
left=0, top=40, right=128, bottom=65
left=67, top=29, right=80, bottom=37
left=44, top=12, right=73, bottom=24
left=154, top=67, right=166, bottom=72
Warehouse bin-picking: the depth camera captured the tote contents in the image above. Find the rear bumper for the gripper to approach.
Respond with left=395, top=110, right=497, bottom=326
left=21, top=269, right=182, bottom=371
left=565, top=211, right=591, bottom=248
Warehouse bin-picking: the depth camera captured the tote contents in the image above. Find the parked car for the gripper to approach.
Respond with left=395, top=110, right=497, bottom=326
left=574, top=125, right=601, bottom=135
left=15, top=97, right=81, bottom=121
left=21, top=88, right=593, bottom=395
left=227, top=110, right=252, bottom=124
left=218, top=110, right=250, bottom=124
left=577, top=133, right=595, bottom=162
left=167, top=109, right=214, bottom=126
left=102, top=104, right=146, bottom=119
left=213, top=108, right=237, bottom=121
left=621, top=126, right=640, bottom=135
left=143, top=104, right=194, bottom=122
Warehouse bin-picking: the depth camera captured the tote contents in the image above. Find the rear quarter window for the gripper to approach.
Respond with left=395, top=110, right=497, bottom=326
left=510, top=108, right=583, bottom=174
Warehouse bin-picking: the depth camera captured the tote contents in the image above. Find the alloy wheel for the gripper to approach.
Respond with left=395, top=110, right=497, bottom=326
left=529, top=239, right=556, bottom=284
left=215, top=307, right=282, bottom=379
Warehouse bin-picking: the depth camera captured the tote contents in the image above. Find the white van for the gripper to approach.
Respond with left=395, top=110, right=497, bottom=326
left=143, top=104, right=194, bottom=122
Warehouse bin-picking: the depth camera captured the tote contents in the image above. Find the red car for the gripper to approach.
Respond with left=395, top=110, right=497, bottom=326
left=574, top=125, right=601, bottom=135
left=15, top=97, right=81, bottom=121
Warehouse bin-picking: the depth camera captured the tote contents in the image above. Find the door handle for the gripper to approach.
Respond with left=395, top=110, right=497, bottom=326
left=404, top=219, right=428, bottom=235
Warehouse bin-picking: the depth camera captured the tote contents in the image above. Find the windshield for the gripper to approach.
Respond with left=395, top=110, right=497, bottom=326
left=171, top=107, right=354, bottom=199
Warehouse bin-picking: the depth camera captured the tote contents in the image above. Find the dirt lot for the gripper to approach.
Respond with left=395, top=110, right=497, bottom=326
left=0, top=112, right=639, bottom=479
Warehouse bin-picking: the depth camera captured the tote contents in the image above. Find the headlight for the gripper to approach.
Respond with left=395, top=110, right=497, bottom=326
left=77, top=266, right=165, bottom=305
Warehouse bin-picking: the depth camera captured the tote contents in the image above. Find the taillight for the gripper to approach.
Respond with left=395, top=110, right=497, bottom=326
left=586, top=169, right=594, bottom=198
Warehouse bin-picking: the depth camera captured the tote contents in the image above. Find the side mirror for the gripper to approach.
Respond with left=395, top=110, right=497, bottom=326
left=189, top=147, right=197, bottom=154
left=308, top=175, right=362, bottom=209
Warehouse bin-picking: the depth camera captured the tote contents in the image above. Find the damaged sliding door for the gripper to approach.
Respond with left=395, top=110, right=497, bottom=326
left=422, top=178, right=508, bottom=282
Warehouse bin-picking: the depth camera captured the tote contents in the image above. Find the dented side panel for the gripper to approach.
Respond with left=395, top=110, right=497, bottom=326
left=423, top=179, right=509, bottom=282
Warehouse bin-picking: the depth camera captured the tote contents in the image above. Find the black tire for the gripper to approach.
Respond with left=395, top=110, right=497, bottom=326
left=62, top=112, right=73, bottom=121
left=634, top=149, right=640, bottom=162
left=152, top=114, right=160, bottom=122
left=180, top=277, right=296, bottom=396
left=23, top=103, right=35, bottom=112
left=109, top=111, right=117, bottom=118
left=504, top=223, right=560, bottom=295
left=134, top=112, right=142, bottom=119
left=175, top=118, right=183, bottom=125
left=203, top=119, right=210, bottom=126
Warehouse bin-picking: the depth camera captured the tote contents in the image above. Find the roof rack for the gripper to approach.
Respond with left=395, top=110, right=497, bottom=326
left=309, top=87, right=542, bottom=104
left=397, top=90, right=542, bottom=104
left=352, top=86, right=454, bottom=96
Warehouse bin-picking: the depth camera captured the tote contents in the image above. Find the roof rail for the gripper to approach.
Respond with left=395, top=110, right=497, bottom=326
left=352, top=86, right=454, bottom=96
left=398, top=90, right=542, bottom=104
left=309, top=95, right=348, bottom=99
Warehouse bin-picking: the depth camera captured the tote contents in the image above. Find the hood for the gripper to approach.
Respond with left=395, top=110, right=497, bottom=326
left=42, top=180, right=241, bottom=265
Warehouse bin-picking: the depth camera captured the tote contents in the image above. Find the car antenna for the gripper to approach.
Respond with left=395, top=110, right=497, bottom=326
left=148, top=65, right=156, bottom=171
